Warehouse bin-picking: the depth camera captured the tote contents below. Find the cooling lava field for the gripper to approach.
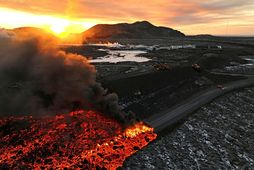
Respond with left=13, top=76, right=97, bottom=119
left=0, top=110, right=156, bottom=169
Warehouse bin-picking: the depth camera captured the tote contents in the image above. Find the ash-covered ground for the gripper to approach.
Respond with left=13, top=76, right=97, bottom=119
left=63, top=37, right=254, bottom=119
left=122, top=87, right=254, bottom=169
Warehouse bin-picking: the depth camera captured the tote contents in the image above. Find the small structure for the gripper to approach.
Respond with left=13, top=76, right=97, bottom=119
left=217, top=85, right=225, bottom=90
left=192, top=64, right=202, bottom=72
left=154, top=63, right=170, bottom=71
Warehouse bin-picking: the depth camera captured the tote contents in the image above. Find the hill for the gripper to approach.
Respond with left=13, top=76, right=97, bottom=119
left=83, top=21, right=185, bottom=40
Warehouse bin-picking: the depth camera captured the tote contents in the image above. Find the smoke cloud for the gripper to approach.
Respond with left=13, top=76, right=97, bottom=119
left=0, top=29, right=133, bottom=124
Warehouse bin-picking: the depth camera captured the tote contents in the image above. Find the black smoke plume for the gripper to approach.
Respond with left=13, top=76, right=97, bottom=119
left=0, top=29, right=134, bottom=124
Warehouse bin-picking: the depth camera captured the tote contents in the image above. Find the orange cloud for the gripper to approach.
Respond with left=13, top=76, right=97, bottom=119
left=0, top=0, right=254, bottom=35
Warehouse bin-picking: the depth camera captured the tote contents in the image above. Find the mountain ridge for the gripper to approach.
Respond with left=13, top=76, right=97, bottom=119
left=83, top=21, right=185, bottom=40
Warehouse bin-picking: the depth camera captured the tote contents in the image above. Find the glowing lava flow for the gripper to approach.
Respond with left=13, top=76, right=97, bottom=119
left=0, top=110, right=157, bottom=169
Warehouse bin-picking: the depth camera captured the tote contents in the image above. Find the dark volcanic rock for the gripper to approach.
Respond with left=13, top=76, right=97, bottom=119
left=83, top=21, right=185, bottom=40
left=123, top=87, right=254, bottom=169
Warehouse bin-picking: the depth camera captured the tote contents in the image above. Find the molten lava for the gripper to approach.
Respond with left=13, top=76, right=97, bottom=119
left=0, top=110, right=156, bottom=169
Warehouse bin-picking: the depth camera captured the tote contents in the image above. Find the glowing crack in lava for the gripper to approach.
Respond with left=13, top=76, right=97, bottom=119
left=0, top=110, right=157, bottom=169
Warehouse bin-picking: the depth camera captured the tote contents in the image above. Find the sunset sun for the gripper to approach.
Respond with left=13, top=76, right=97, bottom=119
left=0, top=7, right=96, bottom=37
left=51, top=24, right=67, bottom=34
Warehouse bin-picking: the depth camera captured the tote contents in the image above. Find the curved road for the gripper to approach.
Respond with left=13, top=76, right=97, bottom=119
left=145, top=73, right=254, bottom=133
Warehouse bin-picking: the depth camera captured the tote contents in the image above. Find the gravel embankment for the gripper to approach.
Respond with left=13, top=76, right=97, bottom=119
left=123, top=87, right=254, bottom=169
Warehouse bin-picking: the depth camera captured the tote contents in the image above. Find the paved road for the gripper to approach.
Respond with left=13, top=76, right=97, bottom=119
left=146, top=73, right=254, bottom=133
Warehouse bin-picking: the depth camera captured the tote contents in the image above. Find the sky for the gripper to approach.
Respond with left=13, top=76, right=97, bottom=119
left=0, top=0, right=254, bottom=36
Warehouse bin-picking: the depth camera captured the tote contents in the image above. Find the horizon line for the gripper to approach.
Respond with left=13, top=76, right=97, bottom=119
left=1, top=25, right=254, bottom=37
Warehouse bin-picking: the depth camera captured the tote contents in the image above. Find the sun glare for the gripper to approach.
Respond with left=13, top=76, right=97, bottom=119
left=0, top=7, right=96, bottom=36
left=51, top=24, right=67, bottom=34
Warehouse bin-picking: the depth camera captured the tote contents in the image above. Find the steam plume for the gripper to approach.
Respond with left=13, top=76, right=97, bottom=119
left=0, top=29, right=132, bottom=124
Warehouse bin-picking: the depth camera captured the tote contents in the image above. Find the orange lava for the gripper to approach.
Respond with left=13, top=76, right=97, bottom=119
left=0, top=110, right=157, bottom=169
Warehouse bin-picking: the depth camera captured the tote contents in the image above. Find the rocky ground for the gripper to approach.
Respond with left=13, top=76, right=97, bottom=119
left=122, top=87, right=254, bottom=170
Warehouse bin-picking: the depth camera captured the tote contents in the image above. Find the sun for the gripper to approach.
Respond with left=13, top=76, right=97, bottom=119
left=50, top=24, right=66, bottom=34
